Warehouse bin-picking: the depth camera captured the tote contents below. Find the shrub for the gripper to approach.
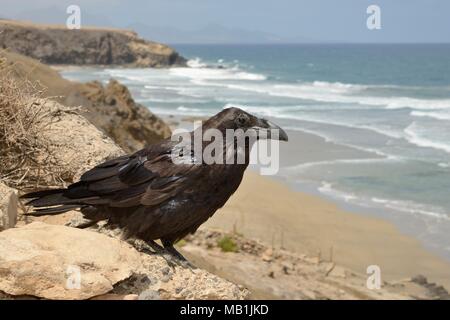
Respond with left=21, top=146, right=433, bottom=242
left=217, top=236, right=238, bottom=253
left=0, top=55, right=63, bottom=189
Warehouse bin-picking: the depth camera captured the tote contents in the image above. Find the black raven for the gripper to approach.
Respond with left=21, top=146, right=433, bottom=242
left=22, top=107, right=288, bottom=264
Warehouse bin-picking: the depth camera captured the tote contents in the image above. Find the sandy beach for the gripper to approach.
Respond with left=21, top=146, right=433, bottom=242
left=163, top=118, right=450, bottom=290
left=204, top=170, right=450, bottom=289
left=191, top=127, right=450, bottom=291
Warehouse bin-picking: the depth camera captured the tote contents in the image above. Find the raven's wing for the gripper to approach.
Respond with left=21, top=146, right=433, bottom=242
left=25, top=140, right=200, bottom=209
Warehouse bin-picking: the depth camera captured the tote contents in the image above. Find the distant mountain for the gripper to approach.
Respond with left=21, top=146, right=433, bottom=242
left=3, top=8, right=316, bottom=45
left=128, top=23, right=314, bottom=44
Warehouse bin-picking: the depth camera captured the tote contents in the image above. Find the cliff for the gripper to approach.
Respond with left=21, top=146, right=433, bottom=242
left=0, top=20, right=186, bottom=67
left=0, top=50, right=171, bottom=153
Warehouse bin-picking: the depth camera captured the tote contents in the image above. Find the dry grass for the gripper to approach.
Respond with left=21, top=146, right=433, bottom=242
left=0, top=55, right=65, bottom=189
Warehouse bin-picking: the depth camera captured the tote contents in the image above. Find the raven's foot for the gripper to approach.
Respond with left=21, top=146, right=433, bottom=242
left=129, top=239, right=195, bottom=270
left=128, top=239, right=165, bottom=255
left=161, top=240, right=197, bottom=270
left=164, top=245, right=197, bottom=270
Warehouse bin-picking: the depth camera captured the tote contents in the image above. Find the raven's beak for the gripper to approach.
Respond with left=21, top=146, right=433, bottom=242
left=253, top=118, right=289, bottom=141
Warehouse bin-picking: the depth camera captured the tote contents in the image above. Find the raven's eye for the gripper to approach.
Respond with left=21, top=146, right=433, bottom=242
left=235, top=114, right=248, bottom=126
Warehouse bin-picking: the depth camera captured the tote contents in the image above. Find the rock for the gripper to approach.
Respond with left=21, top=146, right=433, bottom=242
left=411, top=275, right=428, bottom=286
left=0, top=222, right=142, bottom=300
left=261, top=248, right=273, bottom=262
left=0, top=222, right=249, bottom=300
left=64, top=211, right=94, bottom=228
left=33, top=99, right=124, bottom=184
left=410, top=275, right=450, bottom=299
left=69, top=79, right=172, bottom=153
left=0, top=20, right=186, bottom=67
left=0, top=182, right=18, bottom=231
left=153, top=269, right=248, bottom=300
left=102, top=229, right=250, bottom=300
left=138, top=290, right=161, bottom=300
left=92, top=294, right=139, bottom=300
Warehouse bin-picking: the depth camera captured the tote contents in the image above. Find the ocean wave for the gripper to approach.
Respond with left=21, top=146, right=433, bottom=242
left=318, top=182, right=449, bottom=220
left=176, top=106, right=204, bottom=113
left=285, top=156, right=398, bottom=175
left=224, top=103, right=404, bottom=140
left=171, top=58, right=266, bottom=81
left=438, top=162, right=450, bottom=168
left=318, top=182, right=358, bottom=202
left=98, top=66, right=450, bottom=111
left=411, top=110, right=450, bottom=121
left=210, top=82, right=450, bottom=110
left=371, top=197, right=449, bottom=220
left=170, top=67, right=266, bottom=81
left=311, top=80, right=367, bottom=92
left=404, top=122, right=450, bottom=154
left=187, top=57, right=208, bottom=68
left=143, top=106, right=211, bottom=117
left=137, top=96, right=209, bottom=104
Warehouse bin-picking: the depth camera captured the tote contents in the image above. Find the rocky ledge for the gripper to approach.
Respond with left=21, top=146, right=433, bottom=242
left=0, top=222, right=248, bottom=300
left=0, top=20, right=186, bottom=67
left=1, top=50, right=172, bottom=153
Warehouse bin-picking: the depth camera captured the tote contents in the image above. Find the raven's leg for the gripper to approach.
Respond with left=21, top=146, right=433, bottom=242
left=127, top=238, right=165, bottom=255
left=129, top=238, right=193, bottom=269
left=162, top=240, right=197, bottom=269
left=162, top=240, right=187, bottom=261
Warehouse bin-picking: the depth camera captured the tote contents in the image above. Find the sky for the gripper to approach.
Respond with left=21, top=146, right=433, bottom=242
left=1, top=0, right=449, bottom=43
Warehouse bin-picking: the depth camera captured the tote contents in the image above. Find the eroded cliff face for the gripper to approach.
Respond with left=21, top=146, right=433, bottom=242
left=67, top=79, right=172, bottom=153
left=0, top=50, right=172, bottom=153
left=0, top=20, right=186, bottom=67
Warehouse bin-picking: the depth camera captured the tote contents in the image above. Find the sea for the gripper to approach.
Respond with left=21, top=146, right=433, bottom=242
left=60, top=44, right=450, bottom=259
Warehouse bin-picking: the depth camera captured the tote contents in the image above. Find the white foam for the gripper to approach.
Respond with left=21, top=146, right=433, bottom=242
left=318, top=182, right=358, bottom=202
left=411, top=110, right=450, bottom=121
left=285, top=156, right=397, bottom=174
left=404, top=122, right=450, bottom=154
left=224, top=103, right=404, bottom=140
left=187, top=58, right=208, bottom=68
left=312, top=80, right=367, bottom=92
left=176, top=106, right=203, bottom=113
left=209, top=82, right=450, bottom=111
left=170, top=64, right=266, bottom=81
left=317, top=183, right=449, bottom=221
left=371, top=197, right=450, bottom=220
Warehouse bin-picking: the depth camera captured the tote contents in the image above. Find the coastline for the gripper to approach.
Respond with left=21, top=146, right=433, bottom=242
left=3, top=17, right=449, bottom=300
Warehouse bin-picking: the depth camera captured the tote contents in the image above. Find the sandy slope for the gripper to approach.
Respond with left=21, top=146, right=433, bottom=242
left=204, top=171, right=450, bottom=290
left=181, top=229, right=449, bottom=300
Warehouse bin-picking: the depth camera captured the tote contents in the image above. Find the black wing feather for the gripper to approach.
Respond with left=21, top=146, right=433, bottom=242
left=22, top=141, right=197, bottom=214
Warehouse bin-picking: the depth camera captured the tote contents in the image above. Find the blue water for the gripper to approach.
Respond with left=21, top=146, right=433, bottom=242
left=60, top=44, right=450, bottom=258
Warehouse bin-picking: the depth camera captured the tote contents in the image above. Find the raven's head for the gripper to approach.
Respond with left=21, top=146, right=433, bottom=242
left=204, top=107, right=289, bottom=142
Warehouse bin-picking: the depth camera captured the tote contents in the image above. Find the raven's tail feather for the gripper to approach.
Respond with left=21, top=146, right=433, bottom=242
left=20, top=188, right=67, bottom=200
left=21, top=189, right=83, bottom=216
left=25, top=205, right=84, bottom=216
